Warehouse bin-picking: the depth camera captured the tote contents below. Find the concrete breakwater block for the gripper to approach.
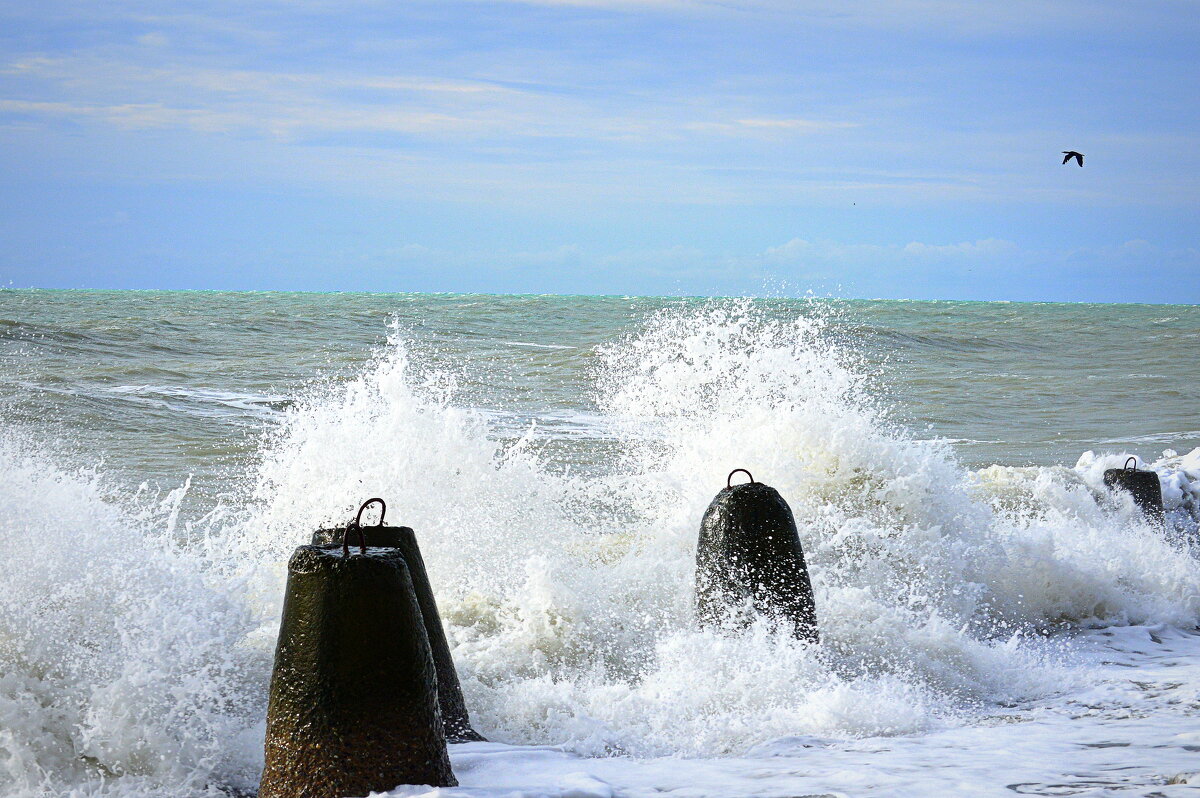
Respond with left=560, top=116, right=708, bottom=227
left=1103, top=457, right=1164, bottom=520
left=312, top=522, right=485, bottom=743
left=696, top=469, right=818, bottom=643
left=259, top=542, right=457, bottom=798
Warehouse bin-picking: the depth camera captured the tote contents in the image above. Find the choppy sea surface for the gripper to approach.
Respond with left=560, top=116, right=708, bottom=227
left=1, top=289, right=1199, bottom=798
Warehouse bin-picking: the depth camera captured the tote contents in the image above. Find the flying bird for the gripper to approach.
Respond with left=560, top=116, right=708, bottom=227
left=1062, top=150, right=1084, bottom=167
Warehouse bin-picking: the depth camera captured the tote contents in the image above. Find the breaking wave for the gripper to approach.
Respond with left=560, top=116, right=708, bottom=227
left=1, top=301, right=1198, bottom=796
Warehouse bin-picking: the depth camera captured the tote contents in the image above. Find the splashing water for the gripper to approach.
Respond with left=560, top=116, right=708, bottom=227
left=0, top=438, right=269, bottom=797
left=1, top=300, right=1198, bottom=796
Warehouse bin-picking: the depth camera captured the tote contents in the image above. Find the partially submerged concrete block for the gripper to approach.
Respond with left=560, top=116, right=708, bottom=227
left=696, top=469, right=818, bottom=643
left=1104, top=457, right=1164, bottom=521
left=259, top=540, right=456, bottom=798
left=312, top=521, right=485, bottom=743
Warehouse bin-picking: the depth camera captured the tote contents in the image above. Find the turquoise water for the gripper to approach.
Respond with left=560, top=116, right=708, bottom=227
left=1, top=289, right=1199, bottom=797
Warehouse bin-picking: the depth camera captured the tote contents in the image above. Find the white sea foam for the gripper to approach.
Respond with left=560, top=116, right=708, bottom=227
left=1, top=301, right=1198, bottom=796
left=0, top=438, right=269, bottom=797
left=1074, top=447, right=1200, bottom=533
left=233, top=302, right=1200, bottom=754
left=496, top=341, right=576, bottom=350
left=105, top=385, right=288, bottom=419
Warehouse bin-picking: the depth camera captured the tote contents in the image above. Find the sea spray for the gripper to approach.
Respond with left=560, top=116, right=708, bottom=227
left=0, top=434, right=268, bottom=797
left=229, top=302, right=1193, bottom=758
left=1075, top=448, right=1200, bottom=538
left=233, top=304, right=1194, bottom=756
left=2, top=299, right=1199, bottom=796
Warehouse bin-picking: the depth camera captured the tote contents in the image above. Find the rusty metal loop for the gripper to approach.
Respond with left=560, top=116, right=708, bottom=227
left=727, top=468, right=755, bottom=488
left=355, top=498, right=387, bottom=528
left=341, top=522, right=366, bottom=558
left=341, top=498, right=385, bottom=557
left=1124, top=457, right=1137, bottom=471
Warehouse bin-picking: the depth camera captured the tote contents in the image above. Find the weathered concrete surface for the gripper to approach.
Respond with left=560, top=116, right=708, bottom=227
left=312, top=525, right=485, bottom=742
left=259, top=545, right=456, bottom=798
left=695, top=480, right=818, bottom=643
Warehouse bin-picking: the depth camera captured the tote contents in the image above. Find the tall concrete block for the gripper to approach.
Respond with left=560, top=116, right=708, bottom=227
left=696, top=470, right=818, bottom=643
left=259, top=539, right=456, bottom=798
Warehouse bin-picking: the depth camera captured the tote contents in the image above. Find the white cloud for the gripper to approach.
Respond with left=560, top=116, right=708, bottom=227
left=736, top=118, right=856, bottom=130
left=0, top=56, right=863, bottom=147
left=901, top=238, right=1017, bottom=258
left=136, top=32, right=170, bottom=48
left=684, top=117, right=859, bottom=137
left=0, top=97, right=473, bottom=136
left=467, top=0, right=1193, bottom=37
left=476, top=0, right=718, bottom=8
left=2, top=1, right=1194, bottom=210
left=324, top=234, right=1197, bottom=300
left=763, top=236, right=1019, bottom=265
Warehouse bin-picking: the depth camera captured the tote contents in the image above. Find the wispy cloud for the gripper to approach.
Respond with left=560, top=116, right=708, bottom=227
left=1, top=0, right=1197, bottom=299
left=735, top=118, right=855, bottom=130
left=1, top=55, right=862, bottom=147
left=473, top=0, right=1199, bottom=36
left=212, top=234, right=1196, bottom=299
left=685, top=117, right=859, bottom=137
left=762, top=236, right=1018, bottom=266
left=0, top=97, right=471, bottom=135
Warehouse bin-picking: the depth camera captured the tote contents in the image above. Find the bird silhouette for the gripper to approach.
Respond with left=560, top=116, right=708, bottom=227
left=1062, top=150, right=1084, bottom=167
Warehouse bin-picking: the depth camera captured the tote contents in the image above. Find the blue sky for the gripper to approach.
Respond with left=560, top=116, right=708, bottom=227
left=1, top=0, right=1197, bottom=301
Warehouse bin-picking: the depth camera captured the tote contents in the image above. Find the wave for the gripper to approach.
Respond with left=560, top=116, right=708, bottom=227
left=0, top=440, right=269, bottom=797
left=103, top=385, right=290, bottom=419
left=1, top=300, right=1198, bottom=796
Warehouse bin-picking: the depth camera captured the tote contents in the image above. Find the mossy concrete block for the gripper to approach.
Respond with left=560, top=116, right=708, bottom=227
left=312, top=525, right=485, bottom=743
left=696, top=480, right=818, bottom=643
left=259, top=545, right=456, bottom=798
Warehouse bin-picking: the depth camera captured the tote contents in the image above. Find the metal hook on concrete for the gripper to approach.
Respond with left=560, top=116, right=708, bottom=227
left=727, top=469, right=754, bottom=488
left=342, top=523, right=366, bottom=558
left=356, top=497, right=387, bottom=527
left=343, top=498, right=385, bottom=557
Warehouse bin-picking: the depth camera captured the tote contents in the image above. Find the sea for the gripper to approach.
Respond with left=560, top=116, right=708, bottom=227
left=1, top=289, right=1198, bottom=798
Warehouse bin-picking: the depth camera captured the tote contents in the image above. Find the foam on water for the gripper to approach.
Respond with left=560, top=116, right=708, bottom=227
left=1, top=300, right=1198, bottom=796
left=104, top=385, right=288, bottom=420
left=0, top=437, right=269, bottom=797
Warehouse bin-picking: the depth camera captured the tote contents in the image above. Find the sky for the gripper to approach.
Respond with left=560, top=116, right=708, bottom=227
left=0, top=0, right=1197, bottom=302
